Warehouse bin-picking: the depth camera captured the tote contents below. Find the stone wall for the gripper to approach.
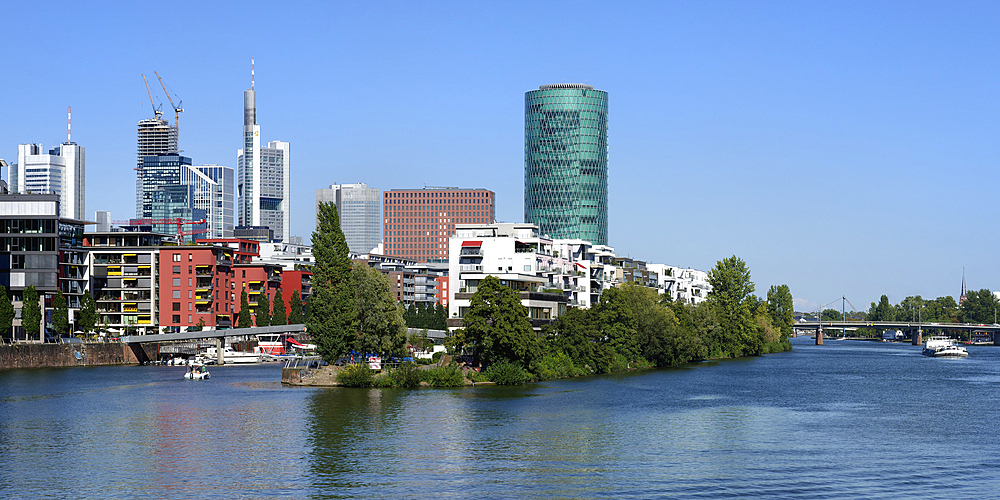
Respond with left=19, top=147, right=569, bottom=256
left=0, top=343, right=160, bottom=370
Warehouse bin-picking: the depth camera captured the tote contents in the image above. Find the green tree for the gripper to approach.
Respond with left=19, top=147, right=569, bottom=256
left=706, top=256, right=761, bottom=357
left=52, top=290, right=70, bottom=336
left=766, top=285, right=794, bottom=340
left=594, top=286, right=640, bottom=367
left=868, top=295, right=894, bottom=322
left=256, top=290, right=272, bottom=327
left=77, top=290, right=98, bottom=335
left=0, top=285, right=14, bottom=339
left=21, top=286, right=41, bottom=341
left=272, top=288, right=287, bottom=326
left=960, top=289, right=998, bottom=324
left=238, top=289, right=252, bottom=328
left=463, top=275, right=539, bottom=367
left=289, top=290, right=305, bottom=325
left=308, top=201, right=356, bottom=361
left=821, top=309, right=842, bottom=321
left=433, top=301, right=447, bottom=330
left=351, top=265, right=407, bottom=357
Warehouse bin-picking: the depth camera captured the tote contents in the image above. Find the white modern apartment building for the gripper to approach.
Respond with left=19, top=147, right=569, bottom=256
left=257, top=238, right=313, bottom=270
left=448, top=223, right=577, bottom=330
left=316, top=183, right=381, bottom=254
left=14, top=142, right=85, bottom=220
left=646, top=264, right=711, bottom=304
left=237, top=69, right=290, bottom=243
left=181, top=164, right=235, bottom=239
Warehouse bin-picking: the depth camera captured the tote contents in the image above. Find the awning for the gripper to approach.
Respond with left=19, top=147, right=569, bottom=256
left=461, top=240, right=482, bottom=247
left=575, top=262, right=586, bottom=269
left=286, top=337, right=306, bottom=347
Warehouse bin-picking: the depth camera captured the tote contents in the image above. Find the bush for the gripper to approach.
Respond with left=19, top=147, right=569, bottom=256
left=485, top=361, right=532, bottom=385
left=394, top=361, right=423, bottom=388
left=337, top=363, right=374, bottom=387
left=431, top=351, right=444, bottom=363
left=424, top=364, right=466, bottom=387
left=372, top=372, right=395, bottom=388
left=467, top=369, right=490, bottom=383
left=415, top=357, right=435, bottom=365
left=531, top=351, right=586, bottom=381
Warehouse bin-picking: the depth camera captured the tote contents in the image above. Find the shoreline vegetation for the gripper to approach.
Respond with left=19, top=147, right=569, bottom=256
left=302, top=202, right=795, bottom=388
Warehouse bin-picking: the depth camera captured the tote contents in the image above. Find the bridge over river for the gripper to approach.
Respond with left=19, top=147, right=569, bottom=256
left=121, top=324, right=306, bottom=364
left=794, top=320, right=1000, bottom=345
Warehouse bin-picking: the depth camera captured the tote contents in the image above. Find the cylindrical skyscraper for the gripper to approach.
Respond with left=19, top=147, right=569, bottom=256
left=524, top=83, right=608, bottom=245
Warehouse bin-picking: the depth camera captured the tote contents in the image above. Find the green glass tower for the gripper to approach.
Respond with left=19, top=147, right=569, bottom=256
left=524, top=83, right=608, bottom=245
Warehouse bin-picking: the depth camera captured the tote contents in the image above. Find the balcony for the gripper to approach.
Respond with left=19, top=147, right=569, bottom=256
left=460, top=249, right=482, bottom=257
left=460, top=264, right=483, bottom=272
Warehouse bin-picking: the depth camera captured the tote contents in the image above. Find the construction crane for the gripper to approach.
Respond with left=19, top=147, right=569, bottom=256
left=141, top=74, right=163, bottom=119
left=154, top=71, right=183, bottom=132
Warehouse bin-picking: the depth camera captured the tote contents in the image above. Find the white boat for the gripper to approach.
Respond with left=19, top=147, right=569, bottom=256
left=200, top=346, right=263, bottom=364
left=184, top=367, right=211, bottom=380
left=255, top=333, right=317, bottom=356
left=922, top=336, right=969, bottom=358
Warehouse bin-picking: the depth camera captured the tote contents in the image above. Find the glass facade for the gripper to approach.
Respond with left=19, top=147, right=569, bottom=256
left=181, top=165, right=235, bottom=238
left=524, top=84, right=608, bottom=245
left=139, top=154, right=192, bottom=220
left=317, top=183, right=381, bottom=255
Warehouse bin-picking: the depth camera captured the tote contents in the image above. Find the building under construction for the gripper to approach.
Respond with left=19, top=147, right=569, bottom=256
left=135, top=118, right=177, bottom=217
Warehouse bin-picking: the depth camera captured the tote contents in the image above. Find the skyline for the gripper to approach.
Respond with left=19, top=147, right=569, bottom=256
left=2, top=1, right=998, bottom=312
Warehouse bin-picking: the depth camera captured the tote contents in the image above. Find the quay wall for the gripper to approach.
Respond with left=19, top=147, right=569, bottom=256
left=0, top=343, right=159, bottom=370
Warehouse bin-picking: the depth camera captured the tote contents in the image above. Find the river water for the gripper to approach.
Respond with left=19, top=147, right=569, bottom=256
left=2, top=336, right=1000, bottom=499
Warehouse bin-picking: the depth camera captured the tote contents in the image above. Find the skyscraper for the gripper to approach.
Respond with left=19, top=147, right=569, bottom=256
left=181, top=165, right=235, bottom=238
left=14, top=140, right=85, bottom=221
left=135, top=117, right=178, bottom=218
left=524, top=83, right=609, bottom=245
left=316, top=183, right=381, bottom=254
left=137, top=154, right=192, bottom=220
left=383, top=187, right=494, bottom=262
left=237, top=60, right=290, bottom=243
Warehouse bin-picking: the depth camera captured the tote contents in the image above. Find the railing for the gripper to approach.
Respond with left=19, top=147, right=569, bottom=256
left=460, top=265, right=482, bottom=272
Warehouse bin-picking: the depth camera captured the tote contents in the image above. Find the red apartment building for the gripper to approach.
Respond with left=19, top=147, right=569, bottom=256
left=157, top=246, right=236, bottom=331
left=383, top=187, right=495, bottom=263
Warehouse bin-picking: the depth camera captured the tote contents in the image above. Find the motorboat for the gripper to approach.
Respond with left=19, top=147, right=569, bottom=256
left=199, top=346, right=262, bottom=364
left=184, top=366, right=211, bottom=380
left=922, top=336, right=969, bottom=358
left=255, top=333, right=317, bottom=356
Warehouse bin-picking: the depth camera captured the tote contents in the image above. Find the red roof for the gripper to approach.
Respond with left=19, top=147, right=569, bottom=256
left=461, top=240, right=482, bottom=247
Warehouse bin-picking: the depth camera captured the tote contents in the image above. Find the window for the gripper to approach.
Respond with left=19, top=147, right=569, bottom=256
left=188, top=303, right=192, bottom=311
left=173, top=290, right=181, bottom=299
left=172, top=315, right=180, bottom=324
left=172, top=302, right=181, bottom=311
left=242, top=270, right=246, bottom=278
left=188, top=315, right=192, bottom=323
left=188, top=266, right=192, bottom=274
left=173, top=254, right=180, bottom=262
left=188, top=278, right=192, bottom=286
left=173, top=266, right=180, bottom=274
left=188, top=253, right=192, bottom=261
left=172, top=278, right=181, bottom=286
left=189, top=290, right=193, bottom=299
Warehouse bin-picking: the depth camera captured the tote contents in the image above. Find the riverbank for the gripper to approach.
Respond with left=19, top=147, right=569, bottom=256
left=0, top=342, right=158, bottom=370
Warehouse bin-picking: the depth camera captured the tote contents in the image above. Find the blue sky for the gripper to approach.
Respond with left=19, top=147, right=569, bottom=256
left=2, top=1, right=998, bottom=312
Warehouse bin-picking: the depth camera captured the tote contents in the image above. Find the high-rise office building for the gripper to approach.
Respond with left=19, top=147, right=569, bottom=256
left=136, top=117, right=178, bottom=217
left=14, top=142, right=85, bottom=220
left=524, top=83, right=609, bottom=245
left=137, top=154, right=192, bottom=220
left=316, top=183, right=381, bottom=254
left=181, top=165, right=235, bottom=238
left=383, top=187, right=494, bottom=263
left=237, top=61, right=290, bottom=243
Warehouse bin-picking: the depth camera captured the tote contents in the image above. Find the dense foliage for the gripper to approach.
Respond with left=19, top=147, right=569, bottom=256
left=52, top=291, right=69, bottom=336
left=0, top=285, right=13, bottom=338
left=451, top=256, right=792, bottom=382
left=22, top=286, right=41, bottom=339
left=403, top=301, right=447, bottom=330
left=271, top=289, right=287, bottom=326
left=309, top=201, right=357, bottom=361
left=238, top=290, right=252, bottom=329
left=256, top=291, right=272, bottom=327
left=351, top=264, right=407, bottom=357
left=288, top=290, right=305, bottom=325
left=77, top=291, right=98, bottom=335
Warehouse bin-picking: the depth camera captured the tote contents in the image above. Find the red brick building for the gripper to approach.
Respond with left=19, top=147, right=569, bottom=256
left=383, top=187, right=495, bottom=262
left=157, top=246, right=236, bottom=331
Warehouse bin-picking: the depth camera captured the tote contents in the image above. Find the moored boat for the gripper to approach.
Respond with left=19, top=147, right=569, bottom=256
left=922, top=336, right=969, bottom=358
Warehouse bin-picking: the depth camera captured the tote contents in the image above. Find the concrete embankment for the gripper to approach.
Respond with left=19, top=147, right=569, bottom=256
left=282, top=365, right=343, bottom=386
left=0, top=343, right=158, bottom=370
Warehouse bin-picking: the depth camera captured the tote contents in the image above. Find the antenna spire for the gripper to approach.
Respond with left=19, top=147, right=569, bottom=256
left=67, top=106, right=71, bottom=143
left=251, top=57, right=255, bottom=91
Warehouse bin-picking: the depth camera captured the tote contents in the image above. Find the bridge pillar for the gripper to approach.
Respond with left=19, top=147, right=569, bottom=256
left=912, top=329, right=922, bottom=346
left=216, top=337, right=224, bottom=365
left=815, top=327, right=823, bottom=345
